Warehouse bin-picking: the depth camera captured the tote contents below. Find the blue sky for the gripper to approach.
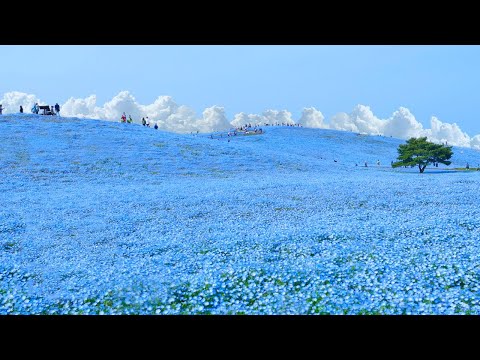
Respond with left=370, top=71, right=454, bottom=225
left=2, top=45, right=480, bottom=135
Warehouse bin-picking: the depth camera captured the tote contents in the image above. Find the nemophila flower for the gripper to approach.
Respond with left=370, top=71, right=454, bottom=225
left=2, top=117, right=480, bottom=314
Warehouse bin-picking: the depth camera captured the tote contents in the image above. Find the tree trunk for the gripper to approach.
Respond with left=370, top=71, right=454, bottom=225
left=419, top=164, right=426, bottom=173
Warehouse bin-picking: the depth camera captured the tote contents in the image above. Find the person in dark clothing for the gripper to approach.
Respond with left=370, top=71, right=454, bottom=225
left=54, top=103, right=60, bottom=116
left=142, top=117, right=146, bottom=126
left=0, top=104, right=3, bottom=115
left=154, top=123, right=158, bottom=130
left=19, top=106, right=23, bottom=113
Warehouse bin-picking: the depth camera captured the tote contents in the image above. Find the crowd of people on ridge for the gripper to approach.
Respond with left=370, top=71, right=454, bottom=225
left=2, top=108, right=480, bottom=171
left=119, top=113, right=159, bottom=130
left=0, top=103, right=61, bottom=116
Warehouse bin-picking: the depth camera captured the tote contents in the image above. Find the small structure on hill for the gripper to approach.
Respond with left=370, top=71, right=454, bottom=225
left=39, top=105, right=55, bottom=115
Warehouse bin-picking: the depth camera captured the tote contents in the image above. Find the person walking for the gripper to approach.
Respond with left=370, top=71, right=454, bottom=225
left=19, top=105, right=23, bottom=113
left=127, top=115, right=133, bottom=123
left=54, top=103, right=60, bottom=116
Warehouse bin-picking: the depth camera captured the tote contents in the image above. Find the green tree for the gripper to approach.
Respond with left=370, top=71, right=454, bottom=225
left=391, top=137, right=453, bottom=173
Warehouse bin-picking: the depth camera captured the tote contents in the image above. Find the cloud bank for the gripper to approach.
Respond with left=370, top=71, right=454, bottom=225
left=59, top=91, right=231, bottom=133
left=2, top=91, right=480, bottom=149
left=0, top=91, right=42, bottom=114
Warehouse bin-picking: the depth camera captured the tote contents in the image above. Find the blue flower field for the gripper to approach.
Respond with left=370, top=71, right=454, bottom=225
left=1, top=114, right=480, bottom=314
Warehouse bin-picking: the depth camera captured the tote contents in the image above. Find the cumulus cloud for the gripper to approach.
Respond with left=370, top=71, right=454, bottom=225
left=196, top=106, right=231, bottom=133
left=470, top=135, right=480, bottom=150
left=230, top=112, right=264, bottom=127
left=327, top=104, right=480, bottom=149
left=298, top=107, right=327, bottom=129
left=52, top=91, right=231, bottom=133
left=262, top=109, right=294, bottom=125
left=231, top=109, right=294, bottom=127
left=141, top=96, right=179, bottom=122
left=62, top=95, right=98, bottom=118
left=0, top=91, right=41, bottom=113
left=383, top=107, right=424, bottom=139
left=155, top=105, right=196, bottom=132
left=2, top=90, right=480, bottom=149
left=330, top=105, right=384, bottom=135
left=425, top=116, right=471, bottom=148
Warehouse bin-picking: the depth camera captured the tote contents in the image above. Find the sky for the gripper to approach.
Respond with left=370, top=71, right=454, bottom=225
left=2, top=45, right=480, bottom=148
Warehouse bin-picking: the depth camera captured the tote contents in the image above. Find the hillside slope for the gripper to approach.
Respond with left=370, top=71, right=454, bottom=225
left=1, top=114, right=480, bottom=314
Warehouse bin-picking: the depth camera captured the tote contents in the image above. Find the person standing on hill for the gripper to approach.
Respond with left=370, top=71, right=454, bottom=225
left=0, top=104, right=3, bottom=115
left=127, top=115, right=133, bottom=123
left=32, top=103, right=39, bottom=114
left=19, top=105, right=23, bottom=113
left=121, top=112, right=127, bottom=123
left=54, top=103, right=60, bottom=116
left=142, top=117, right=146, bottom=126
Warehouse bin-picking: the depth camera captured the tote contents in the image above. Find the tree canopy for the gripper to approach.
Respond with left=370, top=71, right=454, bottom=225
left=391, top=137, right=453, bottom=173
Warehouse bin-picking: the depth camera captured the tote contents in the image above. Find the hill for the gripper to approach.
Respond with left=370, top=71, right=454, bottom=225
left=1, top=114, right=480, bottom=314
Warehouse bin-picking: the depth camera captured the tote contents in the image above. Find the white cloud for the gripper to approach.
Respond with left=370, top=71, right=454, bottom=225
left=262, top=109, right=294, bottom=125
left=298, top=107, right=327, bottom=129
left=329, top=112, right=357, bottom=132
left=424, top=116, right=471, bottom=148
left=155, top=105, right=196, bottom=132
left=2, top=90, right=480, bottom=149
left=230, top=109, right=294, bottom=127
left=470, top=135, right=480, bottom=150
left=0, top=91, right=41, bottom=113
left=195, top=106, right=231, bottom=133
left=62, top=95, right=98, bottom=118
left=383, top=107, right=424, bottom=139
left=54, top=91, right=231, bottom=133
left=101, top=91, right=142, bottom=121
left=230, top=112, right=264, bottom=127
left=325, top=104, right=480, bottom=149
left=141, top=96, right=179, bottom=122
left=327, top=105, right=477, bottom=149
left=330, top=105, right=384, bottom=134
